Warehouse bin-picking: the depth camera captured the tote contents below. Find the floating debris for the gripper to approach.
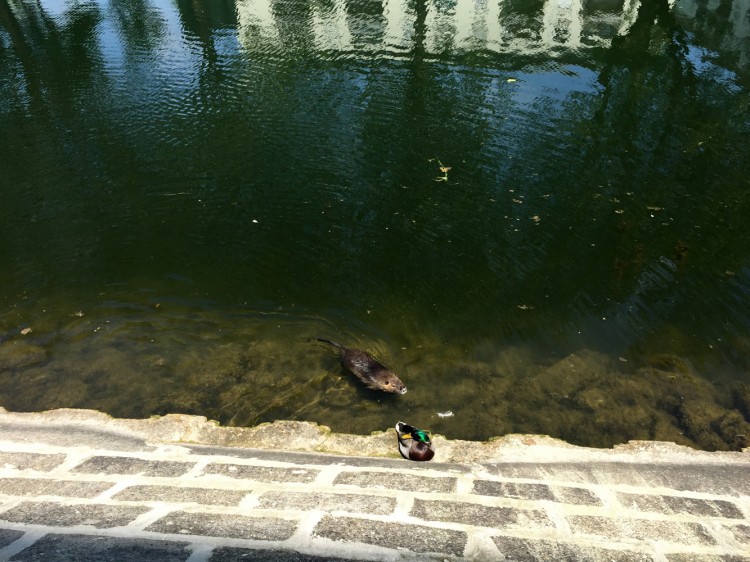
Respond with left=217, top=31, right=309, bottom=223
left=437, top=411, right=454, bottom=418
left=429, top=158, right=451, bottom=182
left=20, top=328, right=32, bottom=335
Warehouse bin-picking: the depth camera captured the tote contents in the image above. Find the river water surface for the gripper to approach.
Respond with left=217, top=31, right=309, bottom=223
left=1, top=0, right=749, bottom=450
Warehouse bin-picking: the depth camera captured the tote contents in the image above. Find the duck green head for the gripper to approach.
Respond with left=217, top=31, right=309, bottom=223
left=411, top=428, right=432, bottom=443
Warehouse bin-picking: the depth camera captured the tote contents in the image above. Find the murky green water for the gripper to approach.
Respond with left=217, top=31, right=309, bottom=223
left=1, top=0, right=749, bottom=450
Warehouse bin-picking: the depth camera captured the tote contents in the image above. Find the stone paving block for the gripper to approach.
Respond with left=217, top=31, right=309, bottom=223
left=617, top=492, right=744, bottom=519
left=209, top=547, right=346, bottom=561
left=312, top=514, right=467, bottom=556
left=146, top=510, right=297, bottom=541
left=113, top=484, right=248, bottom=506
left=492, top=535, right=655, bottom=562
left=473, top=480, right=601, bottom=506
left=0, top=452, right=66, bottom=472
left=0, top=478, right=113, bottom=498
left=257, top=491, right=395, bottom=515
left=203, top=463, right=318, bottom=483
left=666, top=554, right=750, bottom=562
left=0, top=528, right=25, bottom=548
left=8, top=533, right=191, bottom=562
left=546, top=485, right=602, bottom=506
left=72, top=456, right=193, bottom=477
left=410, top=498, right=553, bottom=530
left=188, top=445, right=425, bottom=469
left=722, top=523, right=750, bottom=545
left=0, top=423, right=153, bottom=452
left=333, top=471, right=456, bottom=493
left=484, top=463, right=750, bottom=496
left=567, top=515, right=716, bottom=545
left=0, top=501, right=149, bottom=528
left=189, top=445, right=462, bottom=476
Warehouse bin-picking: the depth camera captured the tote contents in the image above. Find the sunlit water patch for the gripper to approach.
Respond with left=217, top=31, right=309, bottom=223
left=1, top=0, right=749, bottom=450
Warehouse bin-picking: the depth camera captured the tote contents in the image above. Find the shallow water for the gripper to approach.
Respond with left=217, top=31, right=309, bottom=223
left=1, top=0, right=749, bottom=450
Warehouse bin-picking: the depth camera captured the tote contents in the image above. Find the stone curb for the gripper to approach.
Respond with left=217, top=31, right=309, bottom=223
left=1, top=407, right=748, bottom=464
left=0, top=408, right=747, bottom=561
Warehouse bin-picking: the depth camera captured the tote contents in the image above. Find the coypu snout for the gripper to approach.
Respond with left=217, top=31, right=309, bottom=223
left=377, top=374, right=407, bottom=395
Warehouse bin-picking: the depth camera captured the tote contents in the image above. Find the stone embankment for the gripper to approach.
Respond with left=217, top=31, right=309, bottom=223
left=0, top=408, right=747, bottom=561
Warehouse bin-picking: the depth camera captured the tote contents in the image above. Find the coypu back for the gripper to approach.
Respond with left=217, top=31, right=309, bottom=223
left=312, top=338, right=407, bottom=394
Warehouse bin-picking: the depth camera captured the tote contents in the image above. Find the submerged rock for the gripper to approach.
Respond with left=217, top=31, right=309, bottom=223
left=733, top=383, right=750, bottom=421
left=0, top=341, right=47, bottom=371
left=676, top=400, right=750, bottom=451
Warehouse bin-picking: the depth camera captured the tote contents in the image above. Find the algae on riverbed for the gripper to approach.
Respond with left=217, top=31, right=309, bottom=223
left=0, top=324, right=747, bottom=451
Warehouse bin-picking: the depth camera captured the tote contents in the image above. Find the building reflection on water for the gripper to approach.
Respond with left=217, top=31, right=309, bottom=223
left=235, top=0, right=749, bottom=64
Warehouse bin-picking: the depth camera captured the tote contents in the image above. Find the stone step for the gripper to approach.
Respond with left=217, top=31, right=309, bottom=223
left=0, top=409, right=747, bottom=561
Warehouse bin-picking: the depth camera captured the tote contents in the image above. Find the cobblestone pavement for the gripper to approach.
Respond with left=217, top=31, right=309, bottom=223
left=0, top=409, right=748, bottom=561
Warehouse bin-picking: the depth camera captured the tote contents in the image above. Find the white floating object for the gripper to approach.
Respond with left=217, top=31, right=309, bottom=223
left=437, top=411, right=454, bottom=418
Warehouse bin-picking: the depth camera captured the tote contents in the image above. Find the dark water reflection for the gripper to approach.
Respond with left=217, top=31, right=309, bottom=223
left=1, top=0, right=749, bottom=450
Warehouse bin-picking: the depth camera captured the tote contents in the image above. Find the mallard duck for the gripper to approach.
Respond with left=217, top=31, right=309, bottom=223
left=395, top=421, right=435, bottom=461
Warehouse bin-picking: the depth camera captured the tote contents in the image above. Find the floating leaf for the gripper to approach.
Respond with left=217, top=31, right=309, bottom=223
left=432, top=158, right=451, bottom=182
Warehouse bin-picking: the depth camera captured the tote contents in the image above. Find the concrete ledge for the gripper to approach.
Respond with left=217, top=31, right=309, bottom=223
left=0, top=407, right=747, bottom=465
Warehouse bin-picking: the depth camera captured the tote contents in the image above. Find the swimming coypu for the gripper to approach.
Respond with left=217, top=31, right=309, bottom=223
left=312, top=338, right=407, bottom=394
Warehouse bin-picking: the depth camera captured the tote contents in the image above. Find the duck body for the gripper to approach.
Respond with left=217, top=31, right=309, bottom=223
left=396, top=421, right=435, bottom=461
left=313, top=338, right=407, bottom=395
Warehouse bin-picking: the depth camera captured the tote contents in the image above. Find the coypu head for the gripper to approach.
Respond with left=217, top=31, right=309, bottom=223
left=371, top=371, right=407, bottom=394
